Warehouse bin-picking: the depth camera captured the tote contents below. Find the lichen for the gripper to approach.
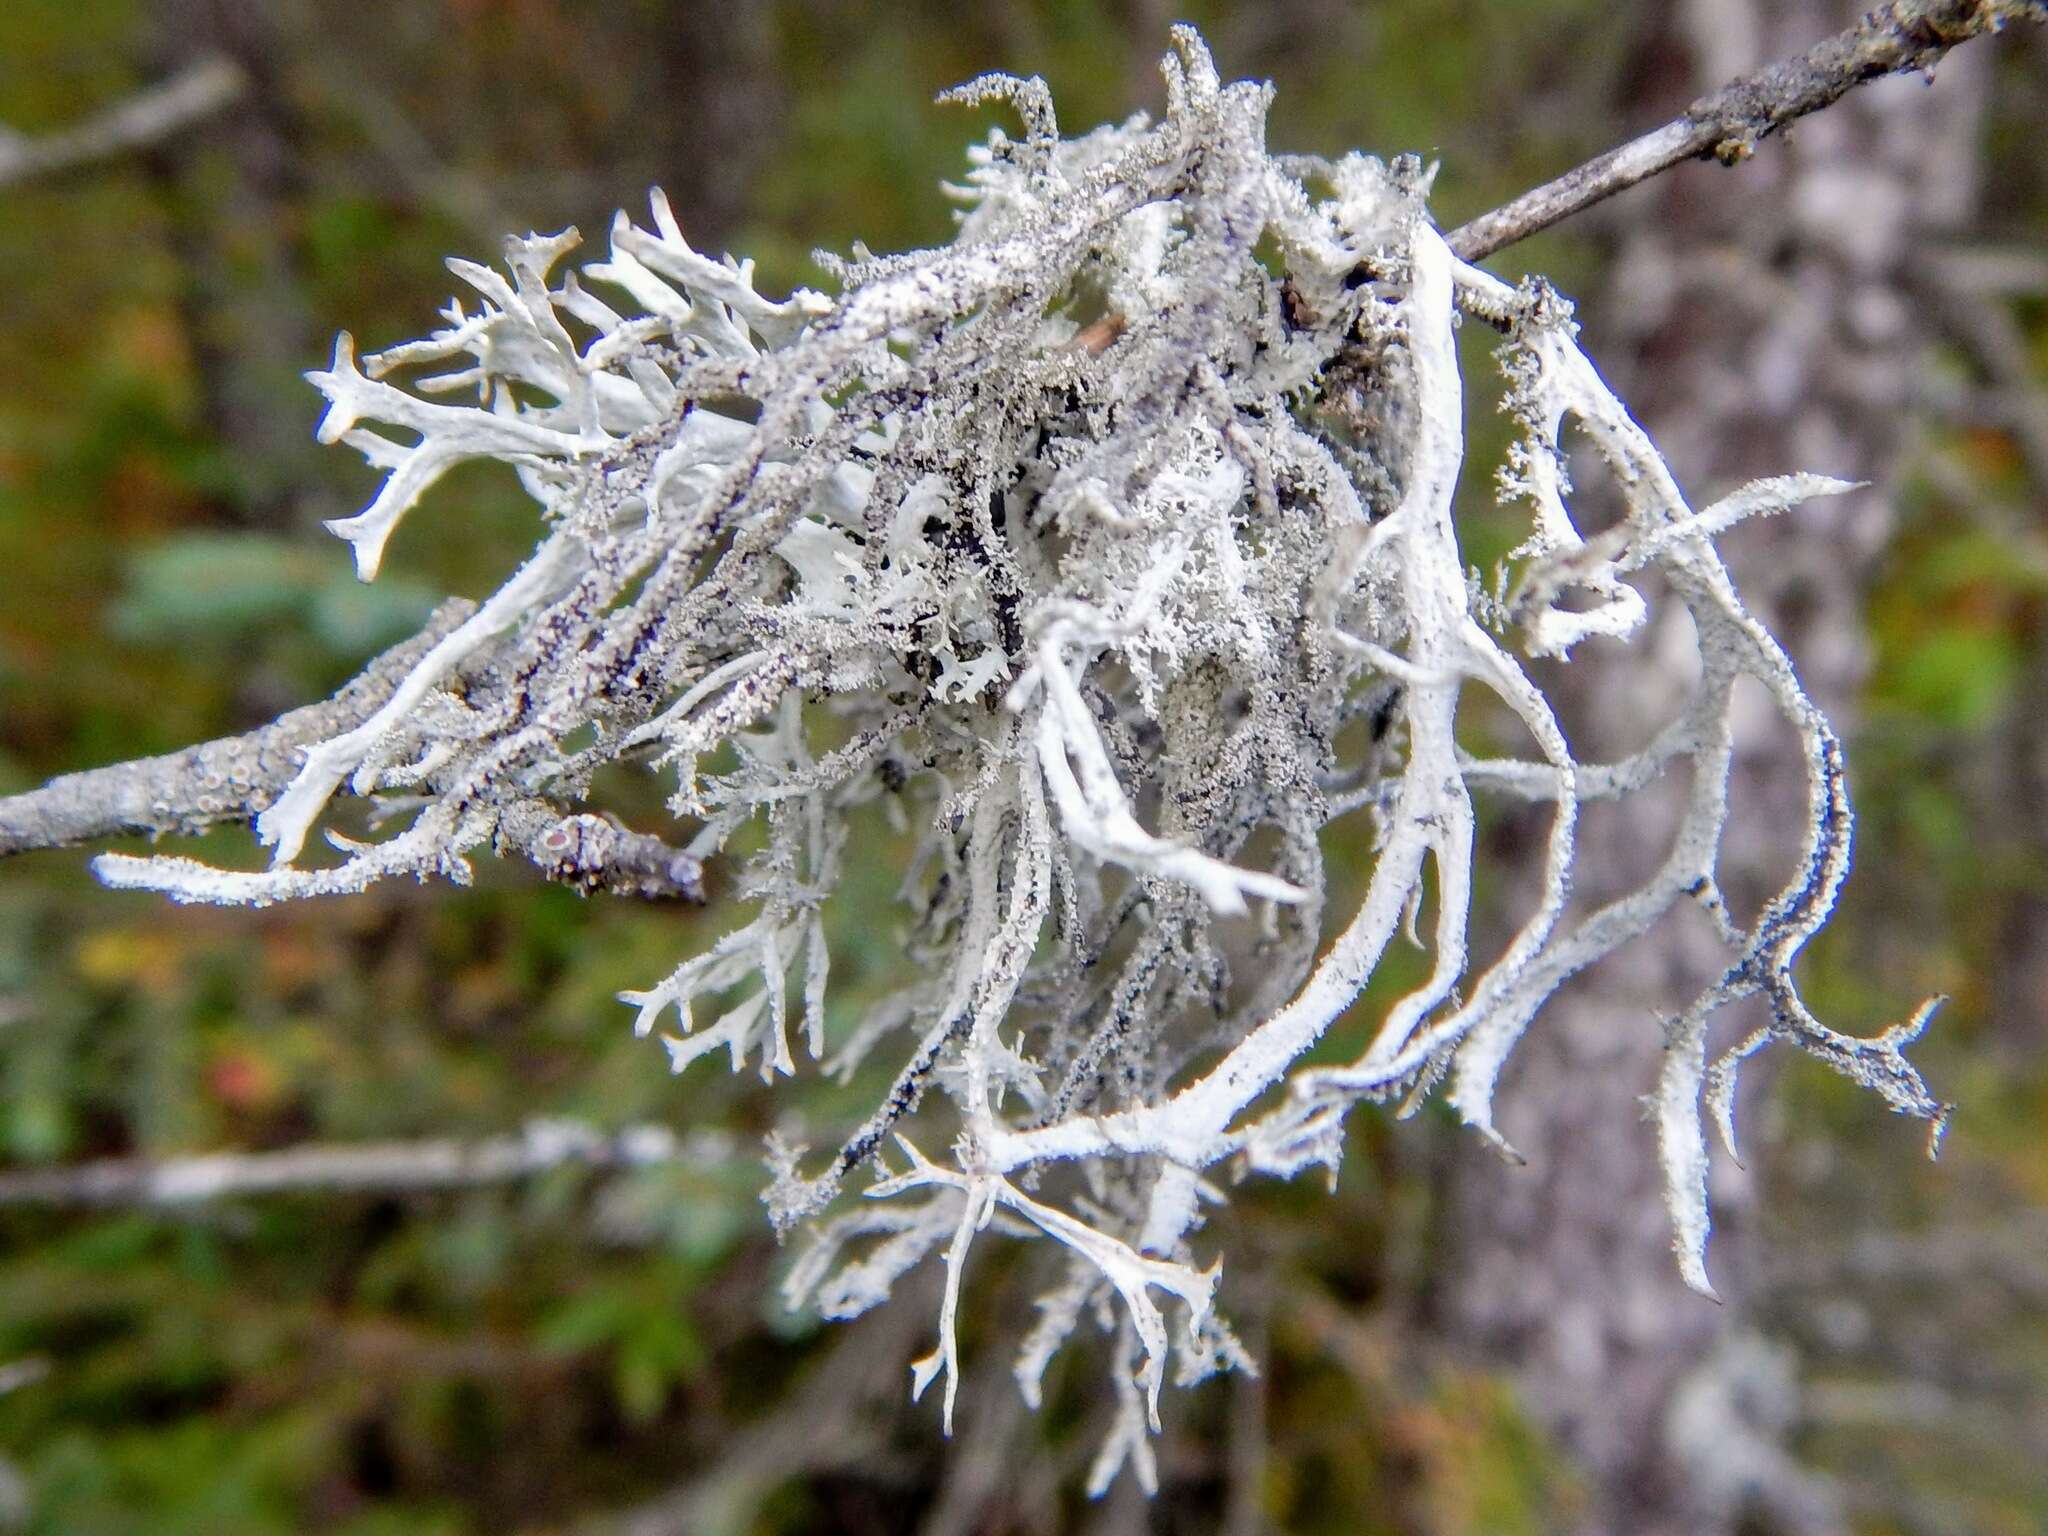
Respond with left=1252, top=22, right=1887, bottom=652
left=87, top=27, right=1945, bottom=1489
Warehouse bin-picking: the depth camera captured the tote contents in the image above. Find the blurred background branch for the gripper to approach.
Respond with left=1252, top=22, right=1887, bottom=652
left=0, top=1119, right=706, bottom=1209
left=0, top=55, right=243, bottom=192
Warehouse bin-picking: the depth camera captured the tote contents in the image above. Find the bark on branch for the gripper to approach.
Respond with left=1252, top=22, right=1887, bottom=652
left=0, top=601, right=704, bottom=900
left=498, top=802, right=707, bottom=903
left=0, top=600, right=477, bottom=857
left=1447, top=0, right=2046, bottom=262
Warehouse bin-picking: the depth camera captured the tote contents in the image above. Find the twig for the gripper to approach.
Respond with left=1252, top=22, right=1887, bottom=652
left=0, top=56, right=246, bottom=193
left=1447, top=0, right=2046, bottom=262
left=0, top=1118, right=697, bottom=1209
left=498, top=801, right=707, bottom=903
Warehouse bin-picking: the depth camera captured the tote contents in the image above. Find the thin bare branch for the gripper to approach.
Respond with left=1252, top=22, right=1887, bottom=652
left=0, top=56, right=247, bottom=193
left=0, top=1119, right=698, bottom=1209
left=1447, top=0, right=2045, bottom=262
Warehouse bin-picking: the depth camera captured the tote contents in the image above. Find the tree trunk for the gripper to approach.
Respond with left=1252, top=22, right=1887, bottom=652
left=1439, top=3, right=1992, bottom=1532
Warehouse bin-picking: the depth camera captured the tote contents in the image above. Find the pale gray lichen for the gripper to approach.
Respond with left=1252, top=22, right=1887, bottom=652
left=86, top=28, right=1947, bottom=1490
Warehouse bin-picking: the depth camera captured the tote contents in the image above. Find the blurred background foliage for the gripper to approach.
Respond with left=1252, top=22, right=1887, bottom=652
left=0, top=2, right=2043, bottom=1533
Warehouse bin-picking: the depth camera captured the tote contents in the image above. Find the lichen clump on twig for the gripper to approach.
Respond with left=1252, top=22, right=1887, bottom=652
left=89, top=28, right=1946, bottom=1492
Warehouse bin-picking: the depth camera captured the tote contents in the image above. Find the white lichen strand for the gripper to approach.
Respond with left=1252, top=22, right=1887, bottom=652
left=85, top=28, right=1946, bottom=1489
